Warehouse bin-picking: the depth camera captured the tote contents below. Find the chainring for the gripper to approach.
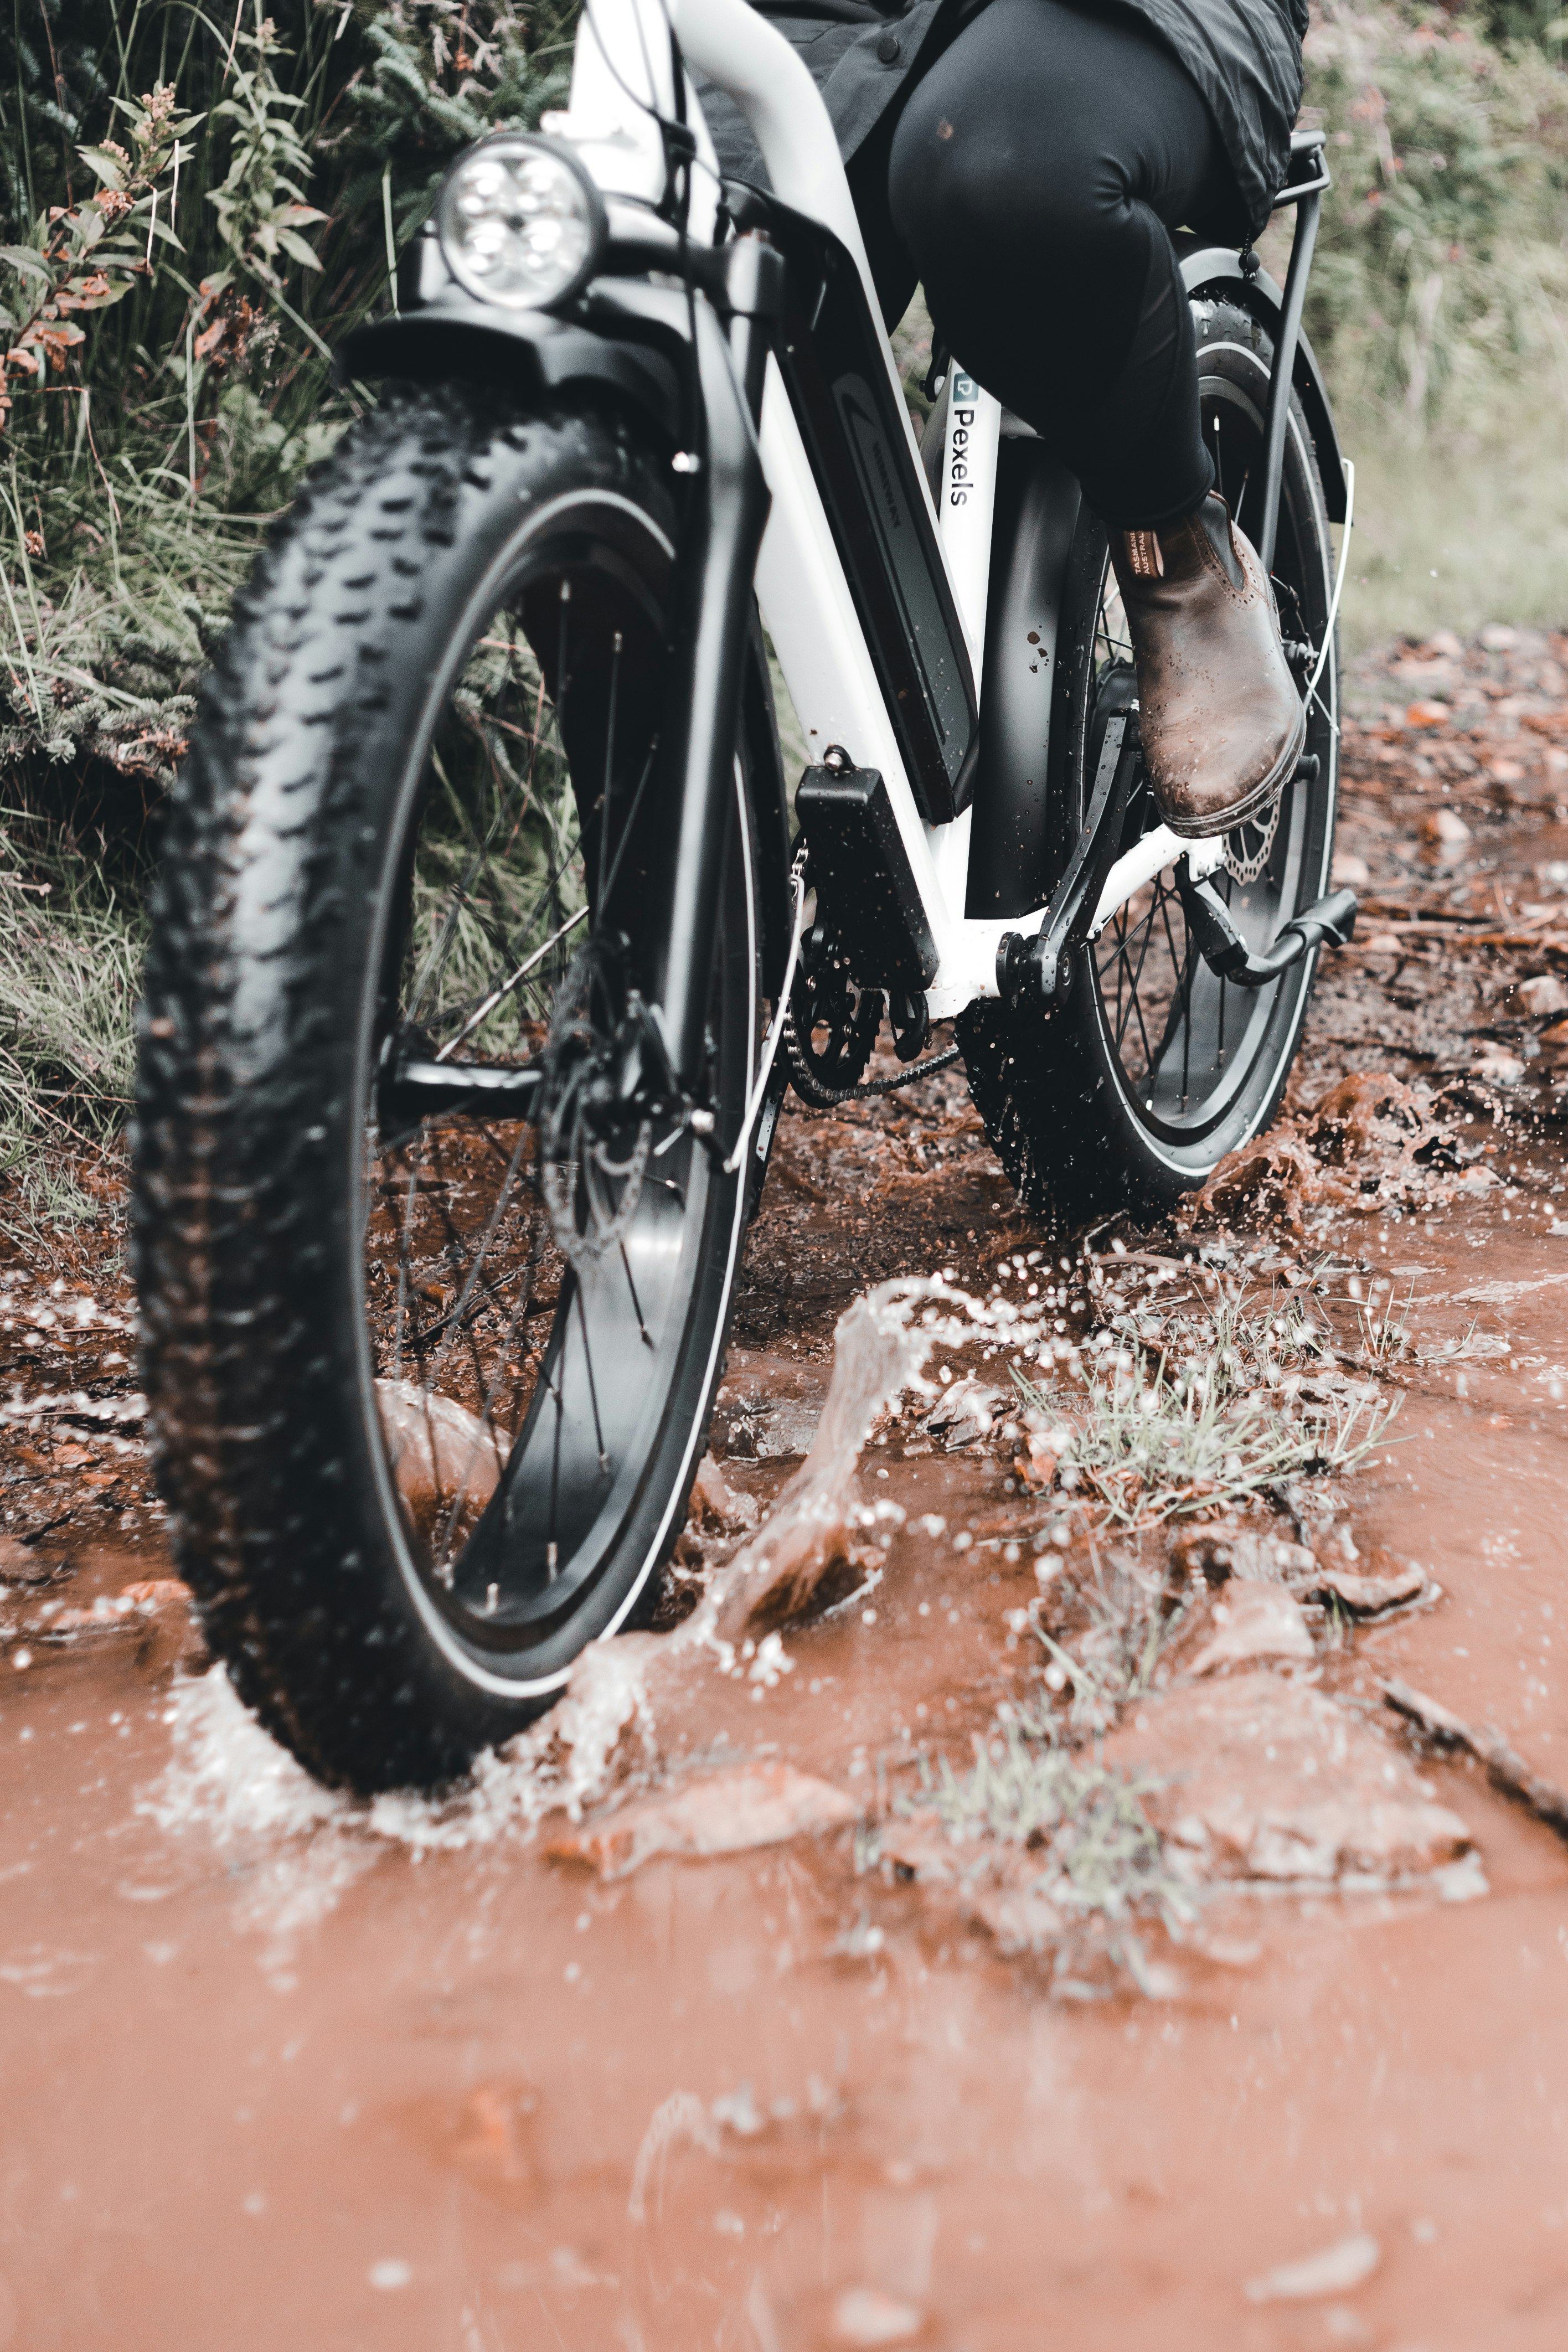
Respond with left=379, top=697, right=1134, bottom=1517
left=783, top=926, right=884, bottom=1108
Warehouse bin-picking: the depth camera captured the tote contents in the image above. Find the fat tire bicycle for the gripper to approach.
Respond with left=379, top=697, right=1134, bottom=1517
left=133, top=0, right=1353, bottom=1791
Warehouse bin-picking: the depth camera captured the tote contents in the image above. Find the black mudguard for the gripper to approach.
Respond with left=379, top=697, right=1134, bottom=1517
left=1177, top=241, right=1348, bottom=524
left=337, top=267, right=793, bottom=1000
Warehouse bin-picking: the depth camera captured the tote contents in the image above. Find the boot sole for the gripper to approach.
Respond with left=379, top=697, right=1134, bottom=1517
left=1159, top=702, right=1310, bottom=843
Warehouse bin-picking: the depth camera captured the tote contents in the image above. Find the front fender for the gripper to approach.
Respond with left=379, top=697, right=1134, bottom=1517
left=336, top=276, right=793, bottom=998
left=336, top=292, right=684, bottom=443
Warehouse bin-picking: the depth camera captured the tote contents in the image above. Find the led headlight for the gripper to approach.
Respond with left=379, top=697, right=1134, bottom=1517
left=437, top=134, right=606, bottom=312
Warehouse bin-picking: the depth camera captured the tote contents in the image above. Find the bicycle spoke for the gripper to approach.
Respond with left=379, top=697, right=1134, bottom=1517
left=433, top=904, right=589, bottom=1064
left=574, top=1283, right=611, bottom=1480
left=621, top=1242, right=654, bottom=1348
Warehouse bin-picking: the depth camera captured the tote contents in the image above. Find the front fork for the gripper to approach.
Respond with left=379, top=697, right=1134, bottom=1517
left=640, top=236, right=782, bottom=1092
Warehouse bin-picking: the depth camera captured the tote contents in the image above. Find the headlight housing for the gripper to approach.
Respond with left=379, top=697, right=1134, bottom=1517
left=436, top=134, right=606, bottom=312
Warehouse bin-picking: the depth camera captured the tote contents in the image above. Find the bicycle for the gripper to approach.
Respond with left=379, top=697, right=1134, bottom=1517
left=132, top=0, right=1356, bottom=1792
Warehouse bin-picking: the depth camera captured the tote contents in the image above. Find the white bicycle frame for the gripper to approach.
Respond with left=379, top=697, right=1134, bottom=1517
left=549, top=0, right=1243, bottom=1021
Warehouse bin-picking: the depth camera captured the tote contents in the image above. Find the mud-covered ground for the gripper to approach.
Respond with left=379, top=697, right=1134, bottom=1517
left=8, top=632, right=1568, bottom=2349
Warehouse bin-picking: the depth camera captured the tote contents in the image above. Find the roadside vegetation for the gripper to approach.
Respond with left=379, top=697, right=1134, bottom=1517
left=0, top=0, right=1564, bottom=1209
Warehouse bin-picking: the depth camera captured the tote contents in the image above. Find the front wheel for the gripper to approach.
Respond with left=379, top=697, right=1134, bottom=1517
left=134, top=383, right=762, bottom=1794
left=961, top=296, right=1340, bottom=1226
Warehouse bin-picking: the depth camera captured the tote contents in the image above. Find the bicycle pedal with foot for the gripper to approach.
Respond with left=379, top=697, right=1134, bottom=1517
left=996, top=747, right=1343, bottom=1009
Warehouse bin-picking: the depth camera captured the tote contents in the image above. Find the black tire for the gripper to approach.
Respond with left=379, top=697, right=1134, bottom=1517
left=133, top=382, right=762, bottom=1794
left=961, top=297, right=1340, bottom=1226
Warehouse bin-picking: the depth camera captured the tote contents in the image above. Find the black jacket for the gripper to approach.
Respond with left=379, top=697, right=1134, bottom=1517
left=697, top=0, right=1304, bottom=240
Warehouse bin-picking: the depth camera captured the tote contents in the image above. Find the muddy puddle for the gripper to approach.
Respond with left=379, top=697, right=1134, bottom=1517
left=8, top=631, right=1568, bottom=2348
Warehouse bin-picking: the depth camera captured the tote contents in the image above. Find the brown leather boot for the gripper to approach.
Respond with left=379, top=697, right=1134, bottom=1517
left=1109, top=493, right=1306, bottom=839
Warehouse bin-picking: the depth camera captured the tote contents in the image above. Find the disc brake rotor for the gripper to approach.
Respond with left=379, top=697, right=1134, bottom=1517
left=1223, top=784, right=1284, bottom=885
left=539, top=936, right=654, bottom=1273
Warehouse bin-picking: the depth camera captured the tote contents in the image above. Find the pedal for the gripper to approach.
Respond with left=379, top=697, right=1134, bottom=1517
left=1177, top=869, right=1356, bottom=990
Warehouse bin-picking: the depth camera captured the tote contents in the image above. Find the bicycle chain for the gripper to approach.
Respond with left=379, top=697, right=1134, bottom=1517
left=781, top=984, right=962, bottom=1108
left=777, top=845, right=964, bottom=1108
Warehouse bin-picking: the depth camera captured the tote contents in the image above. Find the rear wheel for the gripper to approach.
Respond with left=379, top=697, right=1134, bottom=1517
left=961, top=297, right=1340, bottom=1225
left=135, top=383, right=762, bottom=1793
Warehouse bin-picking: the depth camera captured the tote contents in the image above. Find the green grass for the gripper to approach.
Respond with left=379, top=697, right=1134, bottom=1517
left=916, top=1715, right=1170, bottom=1913
left=893, top=1701, right=1195, bottom=1988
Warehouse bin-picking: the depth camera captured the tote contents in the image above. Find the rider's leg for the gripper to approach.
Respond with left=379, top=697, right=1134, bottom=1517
left=886, top=0, right=1303, bottom=837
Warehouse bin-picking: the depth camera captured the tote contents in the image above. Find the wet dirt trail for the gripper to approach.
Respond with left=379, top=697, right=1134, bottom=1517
left=9, top=632, right=1568, bottom=2349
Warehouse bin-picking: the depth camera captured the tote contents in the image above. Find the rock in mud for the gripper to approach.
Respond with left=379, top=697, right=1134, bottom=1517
left=829, top=2286, right=925, bottom=2345
left=1311, top=1561, right=1427, bottom=1615
left=1170, top=1523, right=1318, bottom=1587
left=0, top=1536, right=64, bottom=1588
left=1384, top=1679, right=1568, bottom=1848
left=921, top=1374, right=1005, bottom=1451
left=1472, top=1046, right=1525, bottom=1086
left=545, top=1762, right=858, bottom=1879
left=1186, top=1582, right=1316, bottom=1674
left=1514, top=972, right=1568, bottom=1019
left=374, top=1378, right=507, bottom=1544
left=1107, top=1674, right=1472, bottom=1884
left=1420, top=804, right=1472, bottom=854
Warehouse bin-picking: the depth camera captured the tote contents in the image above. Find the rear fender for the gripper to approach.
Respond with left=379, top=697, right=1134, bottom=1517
left=1177, top=243, right=1348, bottom=524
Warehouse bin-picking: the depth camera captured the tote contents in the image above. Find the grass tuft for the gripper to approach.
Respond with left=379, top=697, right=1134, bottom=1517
left=1013, top=1348, right=1398, bottom=1531
left=920, top=1714, right=1169, bottom=1916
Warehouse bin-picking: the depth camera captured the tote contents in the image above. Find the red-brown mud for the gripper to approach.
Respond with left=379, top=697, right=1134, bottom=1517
left=9, top=632, right=1568, bottom=2347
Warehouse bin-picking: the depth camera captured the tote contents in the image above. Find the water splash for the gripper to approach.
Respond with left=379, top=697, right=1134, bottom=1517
left=139, top=1645, right=661, bottom=1978
left=139, top=1275, right=995, bottom=1971
left=708, top=1277, right=962, bottom=1640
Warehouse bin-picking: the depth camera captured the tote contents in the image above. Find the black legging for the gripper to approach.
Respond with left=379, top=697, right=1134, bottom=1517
left=849, top=0, right=1239, bottom=529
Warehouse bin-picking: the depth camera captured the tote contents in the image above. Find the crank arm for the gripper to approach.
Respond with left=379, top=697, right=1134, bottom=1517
left=1176, top=867, right=1357, bottom=989
left=997, top=708, right=1141, bottom=1006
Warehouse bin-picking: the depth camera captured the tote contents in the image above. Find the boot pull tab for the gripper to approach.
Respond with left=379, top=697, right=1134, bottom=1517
left=1125, top=529, right=1164, bottom=580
